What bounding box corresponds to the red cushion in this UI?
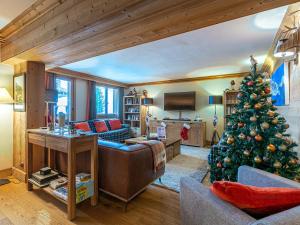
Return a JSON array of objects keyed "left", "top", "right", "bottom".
[
  {"left": 94, "top": 120, "right": 108, "bottom": 133},
  {"left": 211, "top": 181, "right": 300, "bottom": 217},
  {"left": 74, "top": 122, "right": 91, "bottom": 132},
  {"left": 108, "top": 119, "right": 122, "bottom": 130}
]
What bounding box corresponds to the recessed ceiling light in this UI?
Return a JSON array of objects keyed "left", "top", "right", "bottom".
[{"left": 254, "top": 6, "right": 288, "bottom": 30}]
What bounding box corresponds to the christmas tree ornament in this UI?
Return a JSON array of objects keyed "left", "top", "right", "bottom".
[
  {"left": 224, "top": 157, "right": 231, "bottom": 164},
  {"left": 273, "top": 161, "right": 282, "bottom": 169},
  {"left": 254, "top": 156, "right": 262, "bottom": 163},
  {"left": 238, "top": 122, "right": 244, "bottom": 128},
  {"left": 254, "top": 103, "right": 262, "bottom": 110},
  {"left": 261, "top": 91, "right": 266, "bottom": 96},
  {"left": 279, "top": 144, "right": 287, "bottom": 151},
  {"left": 227, "top": 137, "right": 234, "bottom": 144},
  {"left": 227, "top": 121, "right": 232, "bottom": 126},
  {"left": 289, "top": 158, "right": 298, "bottom": 165},
  {"left": 250, "top": 116, "right": 257, "bottom": 122},
  {"left": 247, "top": 81, "right": 254, "bottom": 86},
  {"left": 275, "top": 133, "right": 283, "bottom": 138},
  {"left": 243, "top": 150, "right": 250, "bottom": 156},
  {"left": 267, "top": 144, "right": 276, "bottom": 152},
  {"left": 284, "top": 137, "right": 292, "bottom": 145},
  {"left": 238, "top": 133, "right": 246, "bottom": 139},
  {"left": 250, "top": 130, "right": 257, "bottom": 136},
  {"left": 217, "top": 162, "right": 222, "bottom": 168},
  {"left": 257, "top": 77, "right": 263, "bottom": 83},
  {"left": 232, "top": 109, "right": 237, "bottom": 114},
  {"left": 285, "top": 124, "right": 290, "bottom": 129},
  {"left": 261, "top": 122, "right": 270, "bottom": 129},
  {"left": 237, "top": 93, "right": 243, "bottom": 98},
  {"left": 244, "top": 103, "right": 250, "bottom": 109},
  {"left": 250, "top": 93, "right": 257, "bottom": 100},
  {"left": 255, "top": 134, "right": 263, "bottom": 141},
  {"left": 265, "top": 87, "right": 271, "bottom": 94},
  {"left": 272, "top": 118, "right": 278, "bottom": 125},
  {"left": 267, "top": 110, "right": 275, "bottom": 117}
]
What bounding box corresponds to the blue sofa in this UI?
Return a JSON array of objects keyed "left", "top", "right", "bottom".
[{"left": 71, "top": 119, "right": 131, "bottom": 143}]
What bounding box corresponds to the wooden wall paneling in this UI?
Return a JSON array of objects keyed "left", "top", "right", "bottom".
[
  {"left": 13, "top": 62, "right": 46, "bottom": 172},
  {"left": 1, "top": 0, "right": 297, "bottom": 67}
]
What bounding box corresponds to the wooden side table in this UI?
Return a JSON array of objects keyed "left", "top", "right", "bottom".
[{"left": 25, "top": 129, "right": 98, "bottom": 220}]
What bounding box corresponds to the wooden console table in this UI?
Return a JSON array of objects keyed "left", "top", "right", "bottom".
[{"left": 25, "top": 129, "right": 98, "bottom": 220}]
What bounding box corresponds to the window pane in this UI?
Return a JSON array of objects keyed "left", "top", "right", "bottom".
[
  {"left": 96, "top": 86, "right": 106, "bottom": 114},
  {"left": 107, "top": 88, "right": 114, "bottom": 114},
  {"left": 56, "top": 78, "right": 72, "bottom": 121}
]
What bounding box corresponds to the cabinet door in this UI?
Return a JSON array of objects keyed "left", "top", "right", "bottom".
[{"left": 166, "top": 122, "right": 182, "bottom": 140}]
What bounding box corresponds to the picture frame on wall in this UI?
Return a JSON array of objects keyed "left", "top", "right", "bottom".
[
  {"left": 271, "top": 63, "right": 290, "bottom": 106},
  {"left": 13, "top": 73, "right": 26, "bottom": 112}
]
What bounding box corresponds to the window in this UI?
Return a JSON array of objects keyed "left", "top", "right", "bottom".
[
  {"left": 96, "top": 86, "right": 119, "bottom": 115},
  {"left": 55, "top": 77, "right": 72, "bottom": 122}
]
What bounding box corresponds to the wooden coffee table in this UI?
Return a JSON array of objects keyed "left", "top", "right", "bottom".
[{"left": 125, "top": 136, "right": 181, "bottom": 162}]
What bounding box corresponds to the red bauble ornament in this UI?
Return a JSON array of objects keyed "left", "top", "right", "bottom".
[
  {"left": 217, "top": 162, "right": 222, "bottom": 168},
  {"left": 247, "top": 81, "right": 254, "bottom": 86},
  {"left": 255, "top": 134, "right": 263, "bottom": 141},
  {"left": 265, "top": 87, "right": 271, "bottom": 94},
  {"left": 238, "top": 122, "right": 244, "bottom": 128}
]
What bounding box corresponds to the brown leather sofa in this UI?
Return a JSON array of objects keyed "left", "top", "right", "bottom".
[
  {"left": 55, "top": 139, "right": 165, "bottom": 204},
  {"left": 98, "top": 140, "right": 165, "bottom": 203}
]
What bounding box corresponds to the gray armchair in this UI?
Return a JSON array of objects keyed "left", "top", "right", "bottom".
[{"left": 180, "top": 165, "right": 300, "bottom": 225}]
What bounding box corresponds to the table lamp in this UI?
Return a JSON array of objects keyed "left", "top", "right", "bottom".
[{"left": 209, "top": 95, "right": 223, "bottom": 145}]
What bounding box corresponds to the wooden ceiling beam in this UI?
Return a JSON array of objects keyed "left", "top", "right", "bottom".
[
  {"left": 47, "top": 67, "right": 128, "bottom": 88},
  {"left": 127, "top": 72, "right": 248, "bottom": 87},
  {"left": 1, "top": 0, "right": 297, "bottom": 67}
]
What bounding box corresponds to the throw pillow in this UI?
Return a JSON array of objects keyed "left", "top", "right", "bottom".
[
  {"left": 211, "top": 181, "right": 300, "bottom": 218},
  {"left": 94, "top": 120, "right": 108, "bottom": 133},
  {"left": 108, "top": 119, "right": 122, "bottom": 130},
  {"left": 74, "top": 122, "right": 91, "bottom": 132}
]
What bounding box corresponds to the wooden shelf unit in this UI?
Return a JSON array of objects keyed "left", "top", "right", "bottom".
[
  {"left": 123, "top": 95, "right": 146, "bottom": 137},
  {"left": 223, "top": 90, "right": 239, "bottom": 127}
]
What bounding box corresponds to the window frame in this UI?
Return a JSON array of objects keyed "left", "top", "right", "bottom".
[{"left": 95, "top": 85, "right": 119, "bottom": 116}]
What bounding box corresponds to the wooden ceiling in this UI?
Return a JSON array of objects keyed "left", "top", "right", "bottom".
[{"left": 0, "top": 0, "right": 297, "bottom": 68}]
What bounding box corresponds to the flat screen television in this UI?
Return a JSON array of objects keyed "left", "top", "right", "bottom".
[{"left": 164, "top": 91, "right": 196, "bottom": 111}]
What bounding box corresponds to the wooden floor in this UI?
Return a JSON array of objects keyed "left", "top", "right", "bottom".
[{"left": 0, "top": 182, "right": 181, "bottom": 225}]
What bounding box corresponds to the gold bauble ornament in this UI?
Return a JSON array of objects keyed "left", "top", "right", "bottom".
[
  {"left": 284, "top": 124, "right": 290, "bottom": 129},
  {"left": 267, "top": 144, "right": 276, "bottom": 152},
  {"left": 244, "top": 103, "right": 250, "bottom": 109},
  {"left": 238, "top": 133, "right": 246, "bottom": 140},
  {"left": 289, "top": 158, "right": 298, "bottom": 165},
  {"left": 224, "top": 157, "right": 231, "bottom": 164},
  {"left": 273, "top": 161, "right": 282, "bottom": 169},
  {"left": 254, "top": 103, "right": 262, "bottom": 110},
  {"left": 261, "top": 122, "right": 270, "bottom": 129},
  {"left": 257, "top": 77, "right": 263, "bottom": 83},
  {"left": 255, "top": 134, "right": 263, "bottom": 142},
  {"left": 250, "top": 130, "right": 257, "bottom": 137},
  {"left": 243, "top": 150, "right": 250, "bottom": 157},
  {"left": 250, "top": 116, "right": 257, "bottom": 122},
  {"left": 272, "top": 118, "right": 278, "bottom": 125},
  {"left": 254, "top": 156, "right": 262, "bottom": 163},
  {"left": 275, "top": 133, "right": 283, "bottom": 139},
  {"left": 227, "top": 137, "right": 234, "bottom": 144},
  {"left": 261, "top": 91, "right": 266, "bottom": 96},
  {"left": 279, "top": 144, "right": 287, "bottom": 151},
  {"left": 267, "top": 110, "right": 275, "bottom": 117}
]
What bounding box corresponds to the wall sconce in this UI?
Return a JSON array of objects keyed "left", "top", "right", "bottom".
[{"left": 273, "top": 38, "right": 296, "bottom": 58}]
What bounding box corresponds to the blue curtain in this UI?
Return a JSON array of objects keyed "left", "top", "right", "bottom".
[
  {"left": 88, "top": 81, "right": 97, "bottom": 120},
  {"left": 119, "top": 87, "right": 124, "bottom": 121}
]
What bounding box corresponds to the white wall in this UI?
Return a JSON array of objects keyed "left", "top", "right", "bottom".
[
  {"left": 0, "top": 64, "right": 13, "bottom": 170},
  {"left": 75, "top": 79, "right": 88, "bottom": 121},
  {"left": 128, "top": 77, "right": 242, "bottom": 141}
]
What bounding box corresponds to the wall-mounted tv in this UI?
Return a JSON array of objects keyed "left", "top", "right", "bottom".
[{"left": 164, "top": 91, "right": 196, "bottom": 111}]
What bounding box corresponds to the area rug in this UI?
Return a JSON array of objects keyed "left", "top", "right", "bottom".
[{"left": 153, "top": 152, "right": 209, "bottom": 192}]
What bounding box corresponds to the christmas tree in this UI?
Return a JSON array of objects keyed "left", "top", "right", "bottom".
[{"left": 209, "top": 56, "right": 300, "bottom": 182}]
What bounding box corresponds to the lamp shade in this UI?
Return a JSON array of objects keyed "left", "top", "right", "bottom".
[
  {"left": 45, "top": 89, "right": 58, "bottom": 103},
  {"left": 208, "top": 95, "right": 223, "bottom": 105},
  {"left": 0, "top": 88, "right": 13, "bottom": 104},
  {"left": 142, "top": 97, "right": 154, "bottom": 105}
]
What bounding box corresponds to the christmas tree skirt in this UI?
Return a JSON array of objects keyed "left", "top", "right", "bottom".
[{"left": 153, "top": 151, "right": 209, "bottom": 192}]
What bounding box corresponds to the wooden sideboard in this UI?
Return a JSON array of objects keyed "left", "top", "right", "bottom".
[{"left": 150, "top": 120, "right": 206, "bottom": 147}]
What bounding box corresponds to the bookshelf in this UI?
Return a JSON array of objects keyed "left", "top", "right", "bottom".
[
  {"left": 123, "top": 95, "right": 146, "bottom": 137},
  {"left": 224, "top": 90, "right": 239, "bottom": 127}
]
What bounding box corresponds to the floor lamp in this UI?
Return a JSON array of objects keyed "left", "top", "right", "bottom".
[
  {"left": 209, "top": 95, "right": 223, "bottom": 146},
  {"left": 142, "top": 97, "right": 154, "bottom": 139},
  {"left": 0, "top": 88, "right": 14, "bottom": 186}
]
